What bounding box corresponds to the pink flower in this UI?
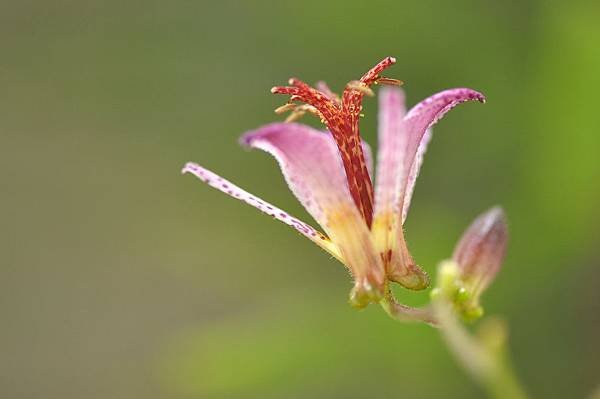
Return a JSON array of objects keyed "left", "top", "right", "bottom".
[{"left": 183, "top": 58, "right": 485, "bottom": 308}]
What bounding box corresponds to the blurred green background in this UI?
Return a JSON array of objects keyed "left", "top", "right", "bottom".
[{"left": 2, "top": 0, "right": 599, "bottom": 398}]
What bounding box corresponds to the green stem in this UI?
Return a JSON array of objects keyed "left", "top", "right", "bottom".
[
  {"left": 380, "top": 284, "right": 438, "bottom": 327},
  {"left": 434, "top": 301, "right": 529, "bottom": 399}
]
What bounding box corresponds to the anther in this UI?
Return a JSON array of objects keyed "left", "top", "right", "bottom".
[
  {"left": 377, "top": 77, "right": 404, "bottom": 86},
  {"left": 285, "top": 110, "right": 305, "bottom": 123},
  {"left": 274, "top": 103, "right": 296, "bottom": 114},
  {"left": 283, "top": 104, "right": 321, "bottom": 123},
  {"left": 346, "top": 80, "right": 375, "bottom": 97}
]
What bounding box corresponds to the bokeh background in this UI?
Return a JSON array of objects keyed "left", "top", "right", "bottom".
[{"left": 2, "top": 0, "right": 599, "bottom": 398}]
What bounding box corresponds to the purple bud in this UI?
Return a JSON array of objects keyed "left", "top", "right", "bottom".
[{"left": 453, "top": 207, "right": 508, "bottom": 297}]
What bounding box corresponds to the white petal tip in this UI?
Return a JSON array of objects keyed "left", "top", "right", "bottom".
[
  {"left": 181, "top": 162, "right": 197, "bottom": 175},
  {"left": 484, "top": 206, "right": 507, "bottom": 223}
]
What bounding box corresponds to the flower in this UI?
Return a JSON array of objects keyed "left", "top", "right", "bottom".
[{"left": 182, "top": 57, "right": 485, "bottom": 308}]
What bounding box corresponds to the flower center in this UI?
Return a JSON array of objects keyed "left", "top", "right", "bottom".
[{"left": 271, "top": 57, "right": 401, "bottom": 227}]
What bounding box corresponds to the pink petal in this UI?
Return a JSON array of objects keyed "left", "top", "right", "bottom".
[
  {"left": 240, "top": 123, "right": 358, "bottom": 235},
  {"left": 401, "top": 128, "right": 432, "bottom": 224},
  {"left": 328, "top": 204, "right": 387, "bottom": 308},
  {"left": 405, "top": 88, "right": 486, "bottom": 128},
  {"left": 373, "top": 87, "right": 407, "bottom": 221},
  {"left": 401, "top": 88, "right": 486, "bottom": 221},
  {"left": 371, "top": 88, "right": 483, "bottom": 290},
  {"left": 362, "top": 140, "right": 374, "bottom": 180},
  {"left": 241, "top": 123, "right": 385, "bottom": 303},
  {"left": 371, "top": 87, "right": 429, "bottom": 290},
  {"left": 181, "top": 162, "right": 342, "bottom": 260}
]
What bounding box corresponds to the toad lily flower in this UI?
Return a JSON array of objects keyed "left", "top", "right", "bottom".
[{"left": 182, "top": 57, "right": 485, "bottom": 308}]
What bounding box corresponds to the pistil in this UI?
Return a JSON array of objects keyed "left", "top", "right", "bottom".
[{"left": 271, "top": 57, "right": 401, "bottom": 227}]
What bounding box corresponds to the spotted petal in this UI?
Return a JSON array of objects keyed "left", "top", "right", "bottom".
[
  {"left": 240, "top": 123, "right": 361, "bottom": 236},
  {"left": 241, "top": 122, "right": 385, "bottom": 305},
  {"left": 182, "top": 162, "right": 342, "bottom": 260},
  {"left": 401, "top": 88, "right": 486, "bottom": 221},
  {"left": 372, "top": 87, "right": 428, "bottom": 289},
  {"left": 373, "top": 87, "right": 407, "bottom": 224},
  {"left": 371, "top": 87, "right": 485, "bottom": 290},
  {"left": 401, "top": 128, "right": 432, "bottom": 224},
  {"left": 362, "top": 140, "right": 374, "bottom": 180}
]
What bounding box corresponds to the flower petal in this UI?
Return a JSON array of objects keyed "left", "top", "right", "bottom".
[
  {"left": 401, "top": 88, "right": 486, "bottom": 221},
  {"left": 327, "top": 204, "right": 387, "bottom": 308},
  {"left": 373, "top": 87, "right": 407, "bottom": 221},
  {"left": 373, "top": 88, "right": 484, "bottom": 290},
  {"left": 371, "top": 87, "right": 429, "bottom": 290},
  {"left": 362, "top": 140, "right": 374, "bottom": 180},
  {"left": 241, "top": 123, "right": 385, "bottom": 303},
  {"left": 182, "top": 162, "right": 342, "bottom": 260},
  {"left": 240, "top": 122, "right": 358, "bottom": 235},
  {"left": 401, "top": 128, "right": 432, "bottom": 224}
]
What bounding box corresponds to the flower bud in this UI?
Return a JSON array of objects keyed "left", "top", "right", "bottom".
[{"left": 453, "top": 207, "right": 508, "bottom": 299}]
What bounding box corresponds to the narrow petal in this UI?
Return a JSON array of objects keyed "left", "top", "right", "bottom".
[
  {"left": 373, "top": 87, "right": 407, "bottom": 221},
  {"left": 182, "top": 162, "right": 342, "bottom": 261},
  {"left": 401, "top": 88, "right": 486, "bottom": 221},
  {"left": 372, "top": 87, "right": 429, "bottom": 290},
  {"left": 401, "top": 128, "right": 432, "bottom": 224},
  {"left": 241, "top": 123, "right": 385, "bottom": 303},
  {"left": 373, "top": 88, "right": 484, "bottom": 289},
  {"left": 362, "top": 140, "right": 374, "bottom": 180}
]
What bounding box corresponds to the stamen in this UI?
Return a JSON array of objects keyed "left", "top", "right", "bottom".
[
  {"left": 346, "top": 80, "right": 375, "bottom": 97},
  {"left": 284, "top": 109, "right": 306, "bottom": 123},
  {"left": 274, "top": 103, "right": 297, "bottom": 114},
  {"left": 283, "top": 104, "right": 322, "bottom": 123},
  {"left": 377, "top": 77, "right": 404, "bottom": 86}
]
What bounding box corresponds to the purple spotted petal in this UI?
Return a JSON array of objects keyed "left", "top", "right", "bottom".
[
  {"left": 373, "top": 87, "right": 407, "bottom": 221},
  {"left": 182, "top": 162, "right": 342, "bottom": 260},
  {"left": 240, "top": 123, "right": 358, "bottom": 235},
  {"left": 401, "top": 88, "right": 486, "bottom": 222},
  {"left": 370, "top": 87, "right": 484, "bottom": 290},
  {"left": 241, "top": 123, "right": 385, "bottom": 299},
  {"left": 362, "top": 140, "right": 374, "bottom": 180},
  {"left": 370, "top": 87, "right": 429, "bottom": 290},
  {"left": 401, "top": 128, "right": 432, "bottom": 224}
]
